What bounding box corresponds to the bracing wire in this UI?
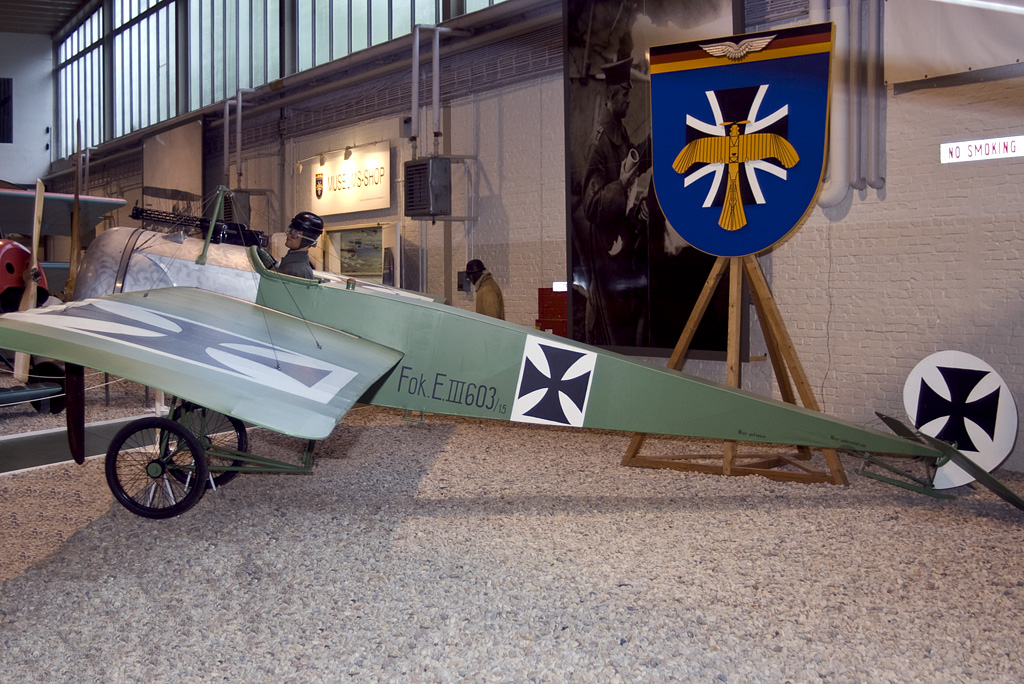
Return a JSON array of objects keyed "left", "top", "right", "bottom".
[
  {"left": 125, "top": 186, "right": 326, "bottom": 367},
  {"left": 215, "top": 188, "right": 326, "bottom": 363},
  {"left": 0, "top": 368, "right": 135, "bottom": 409}
]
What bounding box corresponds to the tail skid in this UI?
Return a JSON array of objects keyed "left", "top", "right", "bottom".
[{"left": 871, "top": 412, "right": 1024, "bottom": 510}]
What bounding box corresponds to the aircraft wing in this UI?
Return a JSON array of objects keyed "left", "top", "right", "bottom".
[
  {"left": 0, "top": 188, "right": 126, "bottom": 237},
  {"left": 0, "top": 287, "right": 403, "bottom": 440}
]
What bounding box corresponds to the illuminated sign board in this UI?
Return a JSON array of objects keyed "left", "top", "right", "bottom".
[
  {"left": 312, "top": 141, "right": 390, "bottom": 214},
  {"left": 940, "top": 135, "right": 1023, "bottom": 164}
]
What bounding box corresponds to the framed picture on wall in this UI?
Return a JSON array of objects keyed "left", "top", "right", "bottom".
[{"left": 323, "top": 224, "right": 398, "bottom": 286}]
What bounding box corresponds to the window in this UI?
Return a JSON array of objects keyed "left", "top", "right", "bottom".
[
  {"left": 55, "top": 0, "right": 510, "bottom": 158},
  {"left": 296, "top": 0, "right": 417, "bottom": 68},
  {"left": 113, "top": 3, "right": 177, "bottom": 137},
  {"left": 57, "top": 8, "right": 103, "bottom": 156}
]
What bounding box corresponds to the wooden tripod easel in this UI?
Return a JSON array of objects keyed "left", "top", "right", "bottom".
[{"left": 622, "top": 255, "right": 848, "bottom": 485}]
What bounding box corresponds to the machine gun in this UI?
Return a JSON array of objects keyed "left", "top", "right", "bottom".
[{"left": 130, "top": 204, "right": 268, "bottom": 248}]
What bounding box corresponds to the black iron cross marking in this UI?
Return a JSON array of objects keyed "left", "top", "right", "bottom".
[
  {"left": 517, "top": 344, "right": 592, "bottom": 425},
  {"left": 916, "top": 366, "right": 1000, "bottom": 452}
]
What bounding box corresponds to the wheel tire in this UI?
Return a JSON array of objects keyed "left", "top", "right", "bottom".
[
  {"left": 105, "top": 417, "right": 209, "bottom": 519},
  {"left": 171, "top": 403, "right": 247, "bottom": 489}
]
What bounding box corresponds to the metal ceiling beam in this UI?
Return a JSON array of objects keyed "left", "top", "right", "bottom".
[{"left": 0, "top": 0, "right": 91, "bottom": 37}]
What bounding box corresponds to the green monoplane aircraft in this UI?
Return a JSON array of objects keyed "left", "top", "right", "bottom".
[{"left": 0, "top": 191, "right": 1020, "bottom": 517}]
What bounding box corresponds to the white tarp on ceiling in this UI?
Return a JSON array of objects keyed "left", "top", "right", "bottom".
[{"left": 885, "top": 0, "right": 1024, "bottom": 84}]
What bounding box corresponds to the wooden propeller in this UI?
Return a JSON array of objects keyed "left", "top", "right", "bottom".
[{"left": 12, "top": 179, "right": 44, "bottom": 383}]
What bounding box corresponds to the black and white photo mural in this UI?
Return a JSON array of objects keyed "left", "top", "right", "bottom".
[{"left": 564, "top": 0, "right": 734, "bottom": 353}]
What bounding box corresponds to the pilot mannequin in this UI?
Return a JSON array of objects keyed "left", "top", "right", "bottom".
[{"left": 276, "top": 212, "right": 323, "bottom": 280}]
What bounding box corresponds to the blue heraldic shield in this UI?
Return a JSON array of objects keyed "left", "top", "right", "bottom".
[{"left": 650, "top": 24, "right": 832, "bottom": 257}]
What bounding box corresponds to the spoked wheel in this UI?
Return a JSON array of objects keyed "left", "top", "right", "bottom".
[
  {"left": 105, "top": 416, "right": 209, "bottom": 519},
  {"left": 171, "top": 402, "right": 247, "bottom": 489},
  {"left": 173, "top": 403, "right": 248, "bottom": 489}
]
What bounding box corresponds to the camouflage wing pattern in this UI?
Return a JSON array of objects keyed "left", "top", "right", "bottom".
[{"left": 0, "top": 287, "right": 403, "bottom": 440}]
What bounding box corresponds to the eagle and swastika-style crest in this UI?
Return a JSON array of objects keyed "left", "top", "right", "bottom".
[
  {"left": 903, "top": 350, "right": 1018, "bottom": 490},
  {"left": 650, "top": 23, "right": 833, "bottom": 257},
  {"left": 511, "top": 335, "right": 596, "bottom": 427}
]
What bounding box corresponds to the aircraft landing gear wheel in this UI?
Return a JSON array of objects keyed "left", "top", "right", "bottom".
[
  {"left": 172, "top": 402, "right": 247, "bottom": 489},
  {"left": 105, "top": 416, "right": 209, "bottom": 519}
]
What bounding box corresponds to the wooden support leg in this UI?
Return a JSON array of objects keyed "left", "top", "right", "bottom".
[
  {"left": 723, "top": 257, "right": 744, "bottom": 474},
  {"left": 744, "top": 257, "right": 813, "bottom": 460},
  {"left": 742, "top": 256, "right": 848, "bottom": 485},
  {"left": 13, "top": 180, "right": 45, "bottom": 383},
  {"left": 623, "top": 257, "right": 727, "bottom": 466},
  {"left": 622, "top": 432, "right": 648, "bottom": 466},
  {"left": 622, "top": 254, "right": 847, "bottom": 487}
]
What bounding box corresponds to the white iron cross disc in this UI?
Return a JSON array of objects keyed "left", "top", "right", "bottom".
[{"left": 903, "top": 350, "right": 1017, "bottom": 489}]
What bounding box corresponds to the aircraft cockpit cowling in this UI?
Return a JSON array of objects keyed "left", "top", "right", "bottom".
[
  {"left": 74, "top": 227, "right": 263, "bottom": 303},
  {"left": 0, "top": 239, "right": 50, "bottom": 313}
]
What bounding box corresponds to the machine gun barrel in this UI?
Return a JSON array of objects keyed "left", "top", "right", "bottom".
[
  {"left": 130, "top": 205, "right": 209, "bottom": 230},
  {"left": 129, "top": 201, "right": 268, "bottom": 249}
]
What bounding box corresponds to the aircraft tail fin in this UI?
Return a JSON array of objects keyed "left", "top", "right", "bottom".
[
  {"left": 876, "top": 412, "right": 1024, "bottom": 511},
  {"left": 874, "top": 412, "right": 926, "bottom": 443},
  {"left": 916, "top": 431, "right": 1024, "bottom": 511}
]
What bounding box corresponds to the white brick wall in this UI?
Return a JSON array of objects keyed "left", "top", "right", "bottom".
[
  {"left": 776, "top": 75, "right": 1024, "bottom": 471},
  {"left": 444, "top": 76, "right": 568, "bottom": 325}
]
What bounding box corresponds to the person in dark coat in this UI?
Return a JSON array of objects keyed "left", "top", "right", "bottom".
[{"left": 466, "top": 259, "right": 505, "bottom": 320}]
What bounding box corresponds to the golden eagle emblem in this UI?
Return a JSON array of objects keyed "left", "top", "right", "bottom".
[{"left": 673, "top": 121, "right": 799, "bottom": 232}]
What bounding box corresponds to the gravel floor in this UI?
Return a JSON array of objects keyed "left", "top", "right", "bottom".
[
  {"left": 2, "top": 398, "right": 1024, "bottom": 683},
  {"left": 1, "top": 370, "right": 156, "bottom": 583}
]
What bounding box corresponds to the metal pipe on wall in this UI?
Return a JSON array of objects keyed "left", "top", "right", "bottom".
[
  {"left": 408, "top": 25, "right": 469, "bottom": 160},
  {"left": 814, "top": 0, "right": 886, "bottom": 208},
  {"left": 223, "top": 98, "right": 235, "bottom": 187},
  {"left": 810, "top": 0, "right": 826, "bottom": 24},
  {"left": 866, "top": 0, "right": 884, "bottom": 189},
  {"left": 817, "top": 0, "right": 851, "bottom": 208},
  {"left": 411, "top": 26, "right": 420, "bottom": 160},
  {"left": 849, "top": 0, "right": 866, "bottom": 190},
  {"left": 236, "top": 89, "right": 254, "bottom": 189},
  {"left": 433, "top": 27, "right": 441, "bottom": 156}
]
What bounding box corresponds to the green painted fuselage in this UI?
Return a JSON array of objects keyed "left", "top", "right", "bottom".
[{"left": 253, "top": 265, "right": 937, "bottom": 458}]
